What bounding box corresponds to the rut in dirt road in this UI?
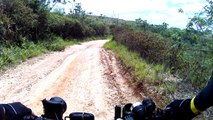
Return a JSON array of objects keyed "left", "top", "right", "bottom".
[{"left": 0, "top": 40, "right": 141, "bottom": 120}]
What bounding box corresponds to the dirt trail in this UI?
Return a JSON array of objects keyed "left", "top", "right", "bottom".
[{"left": 0, "top": 40, "right": 141, "bottom": 120}]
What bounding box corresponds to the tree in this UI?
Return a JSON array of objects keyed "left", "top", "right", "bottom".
[
  {"left": 74, "top": 3, "right": 85, "bottom": 16},
  {"left": 135, "top": 18, "right": 149, "bottom": 31},
  {"left": 0, "top": 0, "right": 39, "bottom": 44},
  {"left": 178, "top": 0, "right": 212, "bottom": 44},
  {"left": 35, "top": 0, "right": 69, "bottom": 10},
  {"left": 162, "top": 22, "right": 169, "bottom": 30},
  {"left": 188, "top": 0, "right": 213, "bottom": 32}
]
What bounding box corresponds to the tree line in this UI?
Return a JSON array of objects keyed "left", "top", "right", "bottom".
[
  {"left": 0, "top": 0, "right": 113, "bottom": 68},
  {"left": 0, "top": 0, "right": 110, "bottom": 46},
  {"left": 112, "top": 0, "right": 213, "bottom": 86}
]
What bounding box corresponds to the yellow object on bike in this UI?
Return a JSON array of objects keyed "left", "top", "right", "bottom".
[{"left": 190, "top": 97, "right": 200, "bottom": 114}]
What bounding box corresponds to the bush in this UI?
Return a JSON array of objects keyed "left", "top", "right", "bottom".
[
  {"left": 0, "top": 36, "right": 77, "bottom": 69},
  {"left": 112, "top": 26, "right": 173, "bottom": 64},
  {"left": 112, "top": 26, "right": 213, "bottom": 87},
  {"left": 42, "top": 36, "right": 76, "bottom": 51},
  {"left": 91, "top": 22, "right": 110, "bottom": 36}
]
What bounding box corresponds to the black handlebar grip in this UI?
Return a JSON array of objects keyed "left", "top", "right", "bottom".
[
  {"left": 114, "top": 105, "right": 122, "bottom": 120},
  {"left": 69, "top": 112, "right": 94, "bottom": 120}
]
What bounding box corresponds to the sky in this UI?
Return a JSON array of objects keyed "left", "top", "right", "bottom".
[{"left": 55, "top": 0, "right": 208, "bottom": 29}]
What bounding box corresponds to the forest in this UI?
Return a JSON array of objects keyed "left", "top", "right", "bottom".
[
  {"left": 0, "top": 0, "right": 111, "bottom": 68},
  {"left": 0, "top": 0, "right": 213, "bottom": 87}
]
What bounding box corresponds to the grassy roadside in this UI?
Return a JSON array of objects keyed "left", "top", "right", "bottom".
[
  {"left": 0, "top": 36, "right": 108, "bottom": 70},
  {"left": 0, "top": 36, "right": 73, "bottom": 69},
  {"left": 104, "top": 40, "right": 166, "bottom": 84},
  {"left": 104, "top": 40, "right": 177, "bottom": 105}
]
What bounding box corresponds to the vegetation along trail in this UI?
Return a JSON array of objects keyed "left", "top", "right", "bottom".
[{"left": 0, "top": 40, "right": 141, "bottom": 120}]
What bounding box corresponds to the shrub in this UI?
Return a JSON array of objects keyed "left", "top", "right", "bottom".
[
  {"left": 112, "top": 26, "right": 213, "bottom": 87},
  {"left": 112, "top": 26, "right": 173, "bottom": 64}
]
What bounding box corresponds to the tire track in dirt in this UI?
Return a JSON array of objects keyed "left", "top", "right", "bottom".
[
  {"left": 100, "top": 49, "right": 142, "bottom": 104},
  {"left": 0, "top": 40, "right": 141, "bottom": 120}
]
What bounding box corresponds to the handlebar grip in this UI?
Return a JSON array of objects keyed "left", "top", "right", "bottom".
[
  {"left": 68, "top": 112, "right": 94, "bottom": 120},
  {"left": 115, "top": 105, "right": 122, "bottom": 120}
]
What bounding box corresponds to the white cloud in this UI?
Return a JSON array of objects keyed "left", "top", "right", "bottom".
[{"left": 60, "top": 0, "right": 208, "bottom": 28}]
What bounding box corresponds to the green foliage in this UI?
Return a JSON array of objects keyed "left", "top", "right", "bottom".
[
  {"left": 0, "top": 40, "right": 46, "bottom": 68},
  {"left": 112, "top": 26, "right": 173, "bottom": 64},
  {"left": 135, "top": 18, "right": 149, "bottom": 31},
  {"left": 0, "top": 0, "right": 110, "bottom": 45},
  {"left": 91, "top": 22, "right": 110, "bottom": 36},
  {"left": 104, "top": 40, "right": 165, "bottom": 84},
  {"left": 0, "top": 0, "right": 37, "bottom": 43},
  {"left": 187, "top": 0, "right": 213, "bottom": 32},
  {"left": 0, "top": 0, "right": 112, "bottom": 69},
  {"left": 161, "top": 82, "right": 177, "bottom": 93},
  {"left": 0, "top": 36, "right": 77, "bottom": 69},
  {"left": 111, "top": 26, "right": 213, "bottom": 87},
  {"left": 43, "top": 36, "right": 76, "bottom": 51},
  {"left": 113, "top": 2, "right": 213, "bottom": 87},
  {"left": 47, "top": 12, "right": 110, "bottom": 39},
  {"left": 175, "top": 48, "right": 213, "bottom": 86}
]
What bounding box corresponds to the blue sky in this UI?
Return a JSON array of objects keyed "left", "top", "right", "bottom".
[{"left": 55, "top": 0, "right": 208, "bottom": 29}]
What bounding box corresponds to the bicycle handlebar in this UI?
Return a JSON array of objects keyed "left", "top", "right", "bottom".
[
  {"left": 114, "top": 98, "right": 171, "bottom": 120},
  {"left": 27, "top": 97, "right": 169, "bottom": 120},
  {"left": 10, "top": 71, "right": 213, "bottom": 120}
]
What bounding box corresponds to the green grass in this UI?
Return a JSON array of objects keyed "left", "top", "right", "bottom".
[
  {"left": 42, "top": 36, "right": 77, "bottom": 51},
  {"left": 104, "top": 40, "right": 166, "bottom": 85},
  {"left": 0, "top": 36, "right": 76, "bottom": 69},
  {"left": 160, "top": 82, "right": 177, "bottom": 93},
  {"left": 0, "top": 36, "right": 110, "bottom": 69}
]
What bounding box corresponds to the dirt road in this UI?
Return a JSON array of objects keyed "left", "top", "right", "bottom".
[{"left": 0, "top": 40, "right": 141, "bottom": 120}]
